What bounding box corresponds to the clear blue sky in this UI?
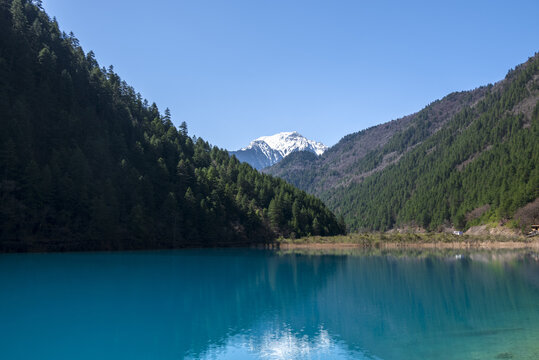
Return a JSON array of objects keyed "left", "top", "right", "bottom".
[{"left": 42, "top": 0, "right": 538, "bottom": 150}]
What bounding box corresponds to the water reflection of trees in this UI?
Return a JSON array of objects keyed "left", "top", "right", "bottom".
[
  {"left": 311, "top": 250, "right": 539, "bottom": 359},
  {"left": 175, "top": 249, "right": 539, "bottom": 359}
]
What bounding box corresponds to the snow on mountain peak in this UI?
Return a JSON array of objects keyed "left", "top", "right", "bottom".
[
  {"left": 231, "top": 131, "right": 328, "bottom": 170},
  {"left": 244, "top": 131, "right": 327, "bottom": 157}
]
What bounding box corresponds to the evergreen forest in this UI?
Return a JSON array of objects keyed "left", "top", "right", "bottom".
[{"left": 0, "top": 0, "right": 345, "bottom": 250}]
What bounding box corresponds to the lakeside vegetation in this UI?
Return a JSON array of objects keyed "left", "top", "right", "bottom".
[{"left": 277, "top": 231, "right": 538, "bottom": 248}]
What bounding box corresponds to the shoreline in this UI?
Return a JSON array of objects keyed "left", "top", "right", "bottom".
[
  {"left": 277, "top": 233, "right": 539, "bottom": 250},
  {"left": 278, "top": 240, "right": 539, "bottom": 250},
  {"left": 2, "top": 233, "right": 538, "bottom": 253}
]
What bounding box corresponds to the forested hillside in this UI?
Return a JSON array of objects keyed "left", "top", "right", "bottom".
[
  {"left": 266, "top": 54, "right": 539, "bottom": 232},
  {"left": 266, "top": 87, "right": 489, "bottom": 194},
  {"left": 0, "top": 0, "right": 344, "bottom": 251}
]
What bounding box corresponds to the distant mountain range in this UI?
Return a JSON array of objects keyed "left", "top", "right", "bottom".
[
  {"left": 230, "top": 132, "right": 327, "bottom": 169},
  {"left": 265, "top": 54, "right": 539, "bottom": 232}
]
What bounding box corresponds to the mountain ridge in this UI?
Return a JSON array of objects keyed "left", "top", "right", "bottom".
[
  {"left": 265, "top": 86, "right": 489, "bottom": 193},
  {"left": 265, "top": 54, "right": 539, "bottom": 231}
]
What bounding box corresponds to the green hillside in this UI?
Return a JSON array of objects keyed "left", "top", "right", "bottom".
[
  {"left": 0, "top": 0, "right": 344, "bottom": 251},
  {"left": 267, "top": 54, "right": 539, "bottom": 232}
]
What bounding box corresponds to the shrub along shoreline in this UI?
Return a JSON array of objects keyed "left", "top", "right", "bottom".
[{"left": 277, "top": 232, "right": 539, "bottom": 250}]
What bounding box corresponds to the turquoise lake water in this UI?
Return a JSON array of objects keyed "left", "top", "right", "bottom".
[{"left": 1, "top": 248, "right": 538, "bottom": 359}]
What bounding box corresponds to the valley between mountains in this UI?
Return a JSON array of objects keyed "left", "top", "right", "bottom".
[{"left": 0, "top": 0, "right": 537, "bottom": 250}]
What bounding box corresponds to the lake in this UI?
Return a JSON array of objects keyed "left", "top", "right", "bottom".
[{"left": 0, "top": 248, "right": 538, "bottom": 359}]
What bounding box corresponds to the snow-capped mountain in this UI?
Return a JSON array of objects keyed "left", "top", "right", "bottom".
[{"left": 230, "top": 131, "right": 328, "bottom": 170}]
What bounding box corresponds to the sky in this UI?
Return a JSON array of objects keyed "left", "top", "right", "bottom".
[{"left": 42, "top": 0, "right": 539, "bottom": 150}]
